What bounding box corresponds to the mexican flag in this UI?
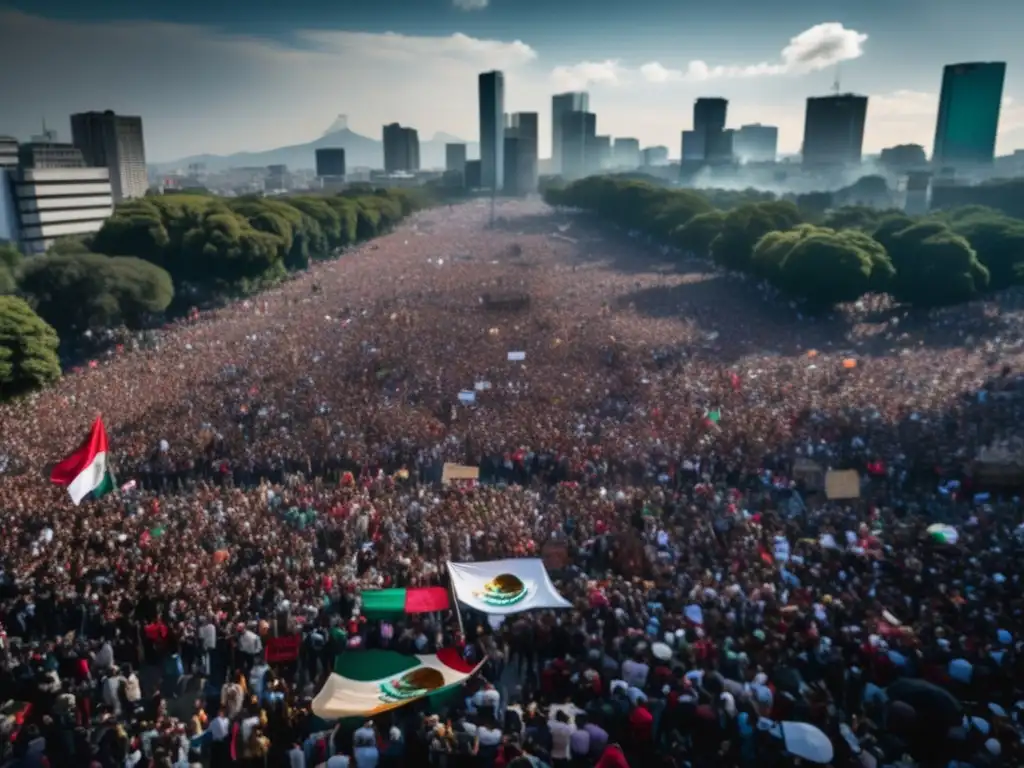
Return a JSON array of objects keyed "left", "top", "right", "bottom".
[
  {"left": 50, "top": 417, "right": 115, "bottom": 505},
  {"left": 312, "top": 648, "right": 483, "bottom": 719},
  {"left": 926, "top": 524, "right": 959, "bottom": 546},
  {"left": 360, "top": 587, "right": 450, "bottom": 619}
]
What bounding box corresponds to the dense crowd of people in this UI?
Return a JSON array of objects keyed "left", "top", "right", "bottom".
[{"left": 1, "top": 200, "right": 1024, "bottom": 767}]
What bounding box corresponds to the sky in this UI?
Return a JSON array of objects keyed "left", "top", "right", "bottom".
[{"left": 0, "top": 0, "right": 1022, "bottom": 163}]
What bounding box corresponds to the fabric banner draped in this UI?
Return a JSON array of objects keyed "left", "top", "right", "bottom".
[
  {"left": 312, "top": 648, "right": 482, "bottom": 719},
  {"left": 360, "top": 587, "right": 450, "bottom": 618},
  {"left": 446, "top": 558, "right": 572, "bottom": 615}
]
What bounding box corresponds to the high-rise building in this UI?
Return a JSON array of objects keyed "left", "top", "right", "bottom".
[
  {"left": 464, "top": 160, "right": 482, "bottom": 189},
  {"left": 479, "top": 71, "right": 505, "bottom": 190},
  {"left": 0, "top": 137, "right": 17, "bottom": 169},
  {"left": 561, "top": 111, "right": 597, "bottom": 181},
  {"left": 681, "top": 130, "right": 704, "bottom": 162},
  {"left": 733, "top": 124, "right": 778, "bottom": 163},
  {"left": 315, "top": 148, "right": 346, "bottom": 178},
  {"left": 591, "top": 136, "right": 612, "bottom": 172},
  {"left": 503, "top": 135, "right": 522, "bottom": 195},
  {"left": 612, "top": 138, "right": 641, "bottom": 169},
  {"left": 551, "top": 92, "right": 589, "bottom": 175},
  {"left": 932, "top": 62, "right": 1006, "bottom": 169},
  {"left": 10, "top": 167, "right": 114, "bottom": 254},
  {"left": 692, "top": 98, "right": 730, "bottom": 162},
  {"left": 801, "top": 94, "right": 868, "bottom": 167},
  {"left": 70, "top": 110, "right": 148, "bottom": 202},
  {"left": 445, "top": 143, "right": 467, "bottom": 173},
  {"left": 266, "top": 164, "right": 291, "bottom": 191},
  {"left": 509, "top": 112, "right": 539, "bottom": 193},
  {"left": 382, "top": 123, "right": 420, "bottom": 173},
  {"left": 642, "top": 146, "right": 669, "bottom": 166}
]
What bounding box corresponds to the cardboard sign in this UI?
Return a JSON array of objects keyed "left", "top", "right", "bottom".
[
  {"left": 266, "top": 634, "right": 301, "bottom": 664},
  {"left": 442, "top": 463, "right": 480, "bottom": 486},
  {"left": 825, "top": 469, "right": 860, "bottom": 500},
  {"left": 507, "top": 351, "right": 526, "bottom": 362}
]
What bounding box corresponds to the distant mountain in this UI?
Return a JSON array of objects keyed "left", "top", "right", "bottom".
[{"left": 153, "top": 128, "right": 480, "bottom": 173}]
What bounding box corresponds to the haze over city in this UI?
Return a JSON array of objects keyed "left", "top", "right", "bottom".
[{"left": 1, "top": 0, "right": 1022, "bottom": 162}]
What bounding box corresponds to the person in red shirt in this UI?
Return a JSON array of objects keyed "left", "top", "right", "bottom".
[
  {"left": 596, "top": 743, "right": 630, "bottom": 768},
  {"left": 627, "top": 699, "right": 653, "bottom": 763}
]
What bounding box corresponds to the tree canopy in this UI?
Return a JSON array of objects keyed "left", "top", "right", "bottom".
[
  {"left": 544, "top": 175, "right": 1023, "bottom": 312},
  {"left": 90, "top": 188, "right": 425, "bottom": 297},
  {"left": 0, "top": 295, "right": 61, "bottom": 398},
  {"left": 0, "top": 187, "right": 428, "bottom": 401}
]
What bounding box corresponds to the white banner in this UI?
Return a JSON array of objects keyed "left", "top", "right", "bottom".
[{"left": 447, "top": 558, "right": 572, "bottom": 615}]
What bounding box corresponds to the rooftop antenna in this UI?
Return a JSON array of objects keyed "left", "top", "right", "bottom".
[{"left": 832, "top": 65, "right": 842, "bottom": 95}]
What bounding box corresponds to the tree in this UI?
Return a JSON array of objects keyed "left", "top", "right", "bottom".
[
  {"left": 0, "top": 296, "right": 61, "bottom": 398},
  {"left": 710, "top": 201, "right": 803, "bottom": 271},
  {"left": 46, "top": 236, "right": 93, "bottom": 255},
  {"left": 776, "top": 231, "right": 879, "bottom": 308},
  {"left": 0, "top": 242, "right": 23, "bottom": 272},
  {"left": 885, "top": 221, "right": 989, "bottom": 306},
  {"left": 671, "top": 211, "right": 726, "bottom": 256},
  {"left": 946, "top": 214, "right": 1024, "bottom": 291},
  {"left": 18, "top": 252, "right": 174, "bottom": 333}
]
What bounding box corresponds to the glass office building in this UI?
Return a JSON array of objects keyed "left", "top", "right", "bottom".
[{"left": 932, "top": 62, "right": 1006, "bottom": 168}]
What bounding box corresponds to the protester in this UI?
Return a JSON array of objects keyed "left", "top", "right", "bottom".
[{"left": 1, "top": 200, "right": 1022, "bottom": 767}]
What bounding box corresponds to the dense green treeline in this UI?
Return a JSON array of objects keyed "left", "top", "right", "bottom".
[
  {"left": 544, "top": 176, "right": 1024, "bottom": 311},
  {"left": 0, "top": 188, "right": 428, "bottom": 398}
]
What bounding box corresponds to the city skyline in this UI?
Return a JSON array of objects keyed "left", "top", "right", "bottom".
[{"left": 1, "top": 4, "right": 1023, "bottom": 163}]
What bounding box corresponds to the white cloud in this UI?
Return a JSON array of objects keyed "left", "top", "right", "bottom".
[
  {"left": 550, "top": 60, "right": 624, "bottom": 90},
  {"left": 0, "top": 11, "right": 541, "bottom": 160},
  {"left": 452, "top": 0, "right": 490, "bottom": 10},
  {"left": 639, "top": 22, "right": 867, "bottom": 84}
]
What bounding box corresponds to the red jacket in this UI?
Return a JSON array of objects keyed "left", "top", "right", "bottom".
[{"left": 596, "top": 744, "right": 630, "bottom": 768}]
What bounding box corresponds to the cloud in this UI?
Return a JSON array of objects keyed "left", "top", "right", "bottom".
[
  {"left": 639, "top": 22, "right": 867, "bottom": 83},
  {"left": 550, "top": 60, "right": 624, "bottom": 90},
  {"left": 0, "top": 11, "right": 541, "bottom": 160},
  {"left": 452, "top": 0, "right": 490, "bottom": 10}
]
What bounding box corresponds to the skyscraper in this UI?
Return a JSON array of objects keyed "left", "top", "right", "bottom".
[
  {"left": 693, "top": 98, "right": 730, "bottom": 162},
  {"left": 551, "top": 92, "right": 590, "bottom": 175},
  {"left": 801, "top": 94, "right": 868, "bottom": 167},
  {"left": 561, "top": 111, "right": 596, "bottom": 181},
  {"left": 612, "top": 138, "right": 641, "bottom": 169},
  {"left": 382, "top": 124, "right": 420, "bottom": 173},
  {"left": 70, "top": 110, "right": 148, "bottom": 202},
  {"left": 509, "top": 112, "right": 539, "bottom": 193},
  {"left": 315, "top": 148, "right": 346, "bottom": 178},
  {"left": 445, "top": 143, "right": 467, "bottom": 173},
  {"left": 479, "top": 71, "right": 505, "bottom": 190},
  {"left": 733, "top": 124, "right": 779, "bottom": 163},
  {"left": 932, "top": 62, "right": 1006, "bottom": 168}
]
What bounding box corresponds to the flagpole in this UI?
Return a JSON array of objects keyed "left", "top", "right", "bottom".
[{"left": 446, "top": 562, "right": 466, "bottom": 640}]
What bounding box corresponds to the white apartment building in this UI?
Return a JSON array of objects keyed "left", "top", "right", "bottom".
[{"left": 12, "top": 167, "right": 114, "bottom": 254}]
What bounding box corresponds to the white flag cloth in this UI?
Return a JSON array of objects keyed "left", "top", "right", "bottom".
[{"left": 447, "top": 558, "right": 572, "bottom": 615}]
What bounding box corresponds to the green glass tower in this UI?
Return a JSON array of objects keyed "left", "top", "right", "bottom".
[{"left": 932, "top": 62, "right": 1006, "bottom": 168}]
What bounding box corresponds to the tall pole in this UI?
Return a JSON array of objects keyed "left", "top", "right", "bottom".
[{"left": 490, "top": 184, "right": 496, "bottom": 227}]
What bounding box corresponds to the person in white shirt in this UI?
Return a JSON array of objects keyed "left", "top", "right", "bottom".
[
  {"left": 238, "top": 626, "right": 262, "bottom": 671},
  {"left": 621, "top": 654, "right": 650, "bottom": 689},
  {"left": 472, "top": 683, "right": 501, "bottom": 719},
  {"left": 288, "top": 743, "right": 307, "bottom": 768},
  {"left": 548, "top": 710, "right": 576, "bottom": 766},
  {"left": 249, "top": 661, "right": 269, "bottom": 700}
]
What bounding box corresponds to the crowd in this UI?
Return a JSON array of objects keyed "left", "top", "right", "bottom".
[{"left": 1, "top": 200, "right": 1024, "bottom": 767}]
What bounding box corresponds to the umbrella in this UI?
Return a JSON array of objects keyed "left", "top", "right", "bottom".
[
  {"left": 887, "top": 679, "right": 962, "bottom": 726},
  {"left": 651, "top": 642, "right": 672, "bottom": 661},
  {"left": 779, "top": 721, "right": 834, "bottom": 764},
  {"left": 926, "top": 524, "right": 959, "bottom": 545}
]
